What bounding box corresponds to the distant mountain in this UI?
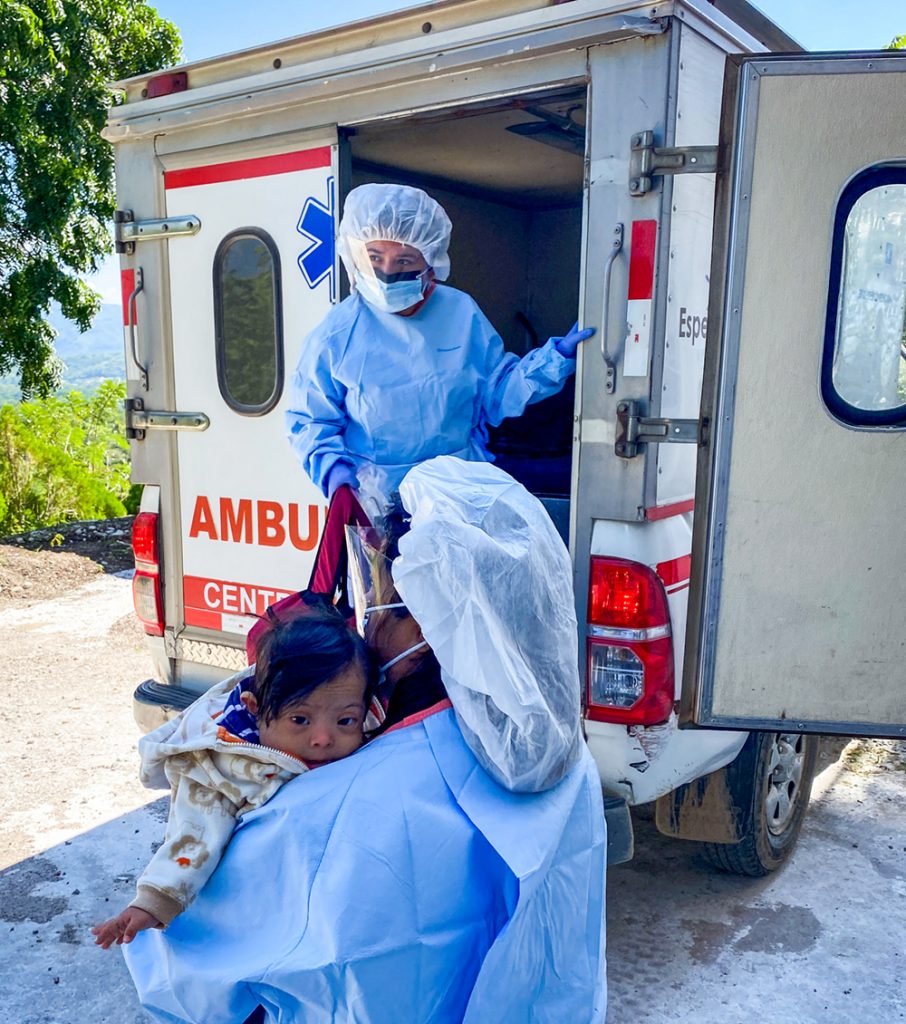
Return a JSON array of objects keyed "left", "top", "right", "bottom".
[
  {"left": 1, "top": 303, "right": 124, "bottom": 403},
  {"left": 51, "top": 303, "right": 123, "bottom": 359}
]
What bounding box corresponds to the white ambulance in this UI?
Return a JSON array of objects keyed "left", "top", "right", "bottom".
[{"left": 106, "top": 0, "right": 906, "bottom": 873}]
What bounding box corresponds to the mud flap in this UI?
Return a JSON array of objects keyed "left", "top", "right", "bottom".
[
  {"left": 653, "top": 763, "right": 745, "bottom": 844},
  {"left": 604, "top": 795, "right": 634, "bottom": 865}
]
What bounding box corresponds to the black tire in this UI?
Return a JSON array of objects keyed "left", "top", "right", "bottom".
[{"left": 700, "top": 731, "right": 818, "bottom": 877}]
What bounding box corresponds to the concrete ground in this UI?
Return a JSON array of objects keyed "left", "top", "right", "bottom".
[
  {"left": 606, "top": 741, "right": 906, "bottom": 1023},
  {"left": 0, "top": 572, "right": 903, "bottom": 1023}
]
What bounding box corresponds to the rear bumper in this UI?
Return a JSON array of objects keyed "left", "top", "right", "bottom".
[{"left": 133, "top": 679, "right": 200, "bottom": 732}]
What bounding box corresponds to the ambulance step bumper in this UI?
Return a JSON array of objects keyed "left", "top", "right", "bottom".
[
  {"left": 133, "top": 679, "right": 199, "bottom": 732},
  {"left": 604, "top": 795, "right": 633, "bottom": 866}
]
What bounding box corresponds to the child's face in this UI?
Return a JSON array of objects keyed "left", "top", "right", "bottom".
[{"left": 256, "top": 665, "right": 367, "bottom": 766}]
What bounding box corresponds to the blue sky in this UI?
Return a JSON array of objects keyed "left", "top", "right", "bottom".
[
  {"left": 89, "top": 0, "right": 904, "bottom": 302},
  {"left": 150, "top": 1, "right": 903, "bottom": 60}
]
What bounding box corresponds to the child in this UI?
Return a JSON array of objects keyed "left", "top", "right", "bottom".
[{"left": 92, "top": 605, "right": 378, "bottom": 949}]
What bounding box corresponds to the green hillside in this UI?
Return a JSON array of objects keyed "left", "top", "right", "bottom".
[{"left": 0, "top": 304, "right": 124, "bottom": 404}]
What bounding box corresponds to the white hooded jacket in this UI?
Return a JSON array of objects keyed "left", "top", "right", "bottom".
[{"left": 129, "top": 669, "right": 310, "bottom": 926}]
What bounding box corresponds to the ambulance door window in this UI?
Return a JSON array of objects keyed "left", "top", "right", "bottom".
[
  {"left": 823, "top": 168, "right": 906, "bottom": 426},
  {"left": 214, "top": 229, "right": 284, "bottom": 414}
]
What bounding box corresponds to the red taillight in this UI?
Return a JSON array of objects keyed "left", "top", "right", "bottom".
[
  {"left": 132, "top": 511, "right": 159, "bottom": 573},
  {"left": 586, "top": 557, "right": 674, "bottom": 726},
  {"left": 132, "top": 512, "right": 163, "bottom": 636},
  {"left": 588, "top": 556, "right": 670, "bottom": 628}
]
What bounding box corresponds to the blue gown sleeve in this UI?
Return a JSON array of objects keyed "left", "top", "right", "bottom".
[
  {"left": 479, "top": 320, "right": 576, "bottom": 428},
  {"left": 284, "top": 325, "right": 351, "bottom": 496}
]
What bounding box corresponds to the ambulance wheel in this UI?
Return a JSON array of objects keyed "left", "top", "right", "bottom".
[{"left": 700, "top": 731, "right": 817, "bottom": 877}]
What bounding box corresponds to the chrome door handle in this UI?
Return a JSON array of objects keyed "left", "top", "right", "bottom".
[{"left": 601, "top": 223, "right": 624, "bottom": 395}]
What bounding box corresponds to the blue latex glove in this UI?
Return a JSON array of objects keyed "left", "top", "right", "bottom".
[
  {"left": 326, "top": 462, "right": 360, "bottom": 498},
  {"left": 552, "top": 321, "right": 595, "bottom": 358}
]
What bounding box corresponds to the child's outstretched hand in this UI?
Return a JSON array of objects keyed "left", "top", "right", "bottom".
[{"left": 91, "top": 907, "right": 161, "bottom": 949}]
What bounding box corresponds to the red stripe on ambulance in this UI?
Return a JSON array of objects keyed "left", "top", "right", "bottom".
[
  {"left": 655, "top": 554, "right": 692, "bottom": 595},
  {"left": 624, "top": 220, "right": 657, "bottom": 377},
  {"left": 627, "top": 220, "right": 657, "bottom": 300},
  {"left": 164, "top": 147, "right": 333, "bottom": 190},
  {"left": 121, "top": 269, "right": 136, "bottom": 326},
  {"left": 188, "top": 496, "right": 326, "bottom": 551},
  {"left": 645, "top": 499, "right": 695, "bottom": 521},
  {"left": 184, "top": 576, "right": 295, "bottom": 629}
]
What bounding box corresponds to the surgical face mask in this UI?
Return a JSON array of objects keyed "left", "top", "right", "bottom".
[
  {"left": 380, "top": 639, "right": 429, "bottom": 674},
  {"left": 362, "top": 602, "right": 406, "bottom": 633},
  {"left": 355, "top": 267, "right": 431, "bottom": 313},
  {"left": 362, "top": 602, "right": 428, "bottom": 674}
]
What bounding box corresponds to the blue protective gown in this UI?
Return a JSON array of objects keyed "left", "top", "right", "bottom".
[
  {"left": 285, "top": 286, "right": 576, "bottom": 497},
  {"left": 124, "top": 706, "right": 606, "bottom": 1024}
]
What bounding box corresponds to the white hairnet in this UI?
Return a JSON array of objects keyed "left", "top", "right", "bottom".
[
  {"left": 393, "top": 456, "right": 583, "bottom": 792},
  {"left": 337, "top": 183, "right": 452, "bottom": 284}
]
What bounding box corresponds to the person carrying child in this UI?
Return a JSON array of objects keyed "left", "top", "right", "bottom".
[
  {"left": 121, "top": 458, "right": 606, "bottom": 1024},
  {"left": 92, "top": 603, "right": 379, "bottom": 948}
]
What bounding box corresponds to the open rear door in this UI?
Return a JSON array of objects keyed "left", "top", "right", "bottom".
[
  {"left": 683, "top": 53, "right": 906, "bottom": 738},
  {"left": 163, "top": 134, "right": 339, "bottom": 641}
]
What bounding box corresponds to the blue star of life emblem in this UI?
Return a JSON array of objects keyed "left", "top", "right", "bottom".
[{"left": 297, "top": 176, "right": 336, "bottom": 301}]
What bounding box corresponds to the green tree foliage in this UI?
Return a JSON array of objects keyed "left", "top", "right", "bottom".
[
  {"left": 0, "top": 1, "right": 181, "bottom": 397},
  {"left": 887, "top": 35, "right": 906, "bottom": 49},
  {"left": 0, "top": 380, "right": 136, "bottom": 533}
]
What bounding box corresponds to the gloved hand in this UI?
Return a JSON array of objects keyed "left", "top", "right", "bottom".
[
  {"left": 326, "top": 462, "right": 360, "bottom": 499},
  {"left": 552, "top": 321, "right": 595, "bottom": 358}
]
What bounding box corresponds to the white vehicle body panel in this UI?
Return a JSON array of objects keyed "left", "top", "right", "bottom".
[
  {"left": 165, "top": 143, "right": 336, "bottom": 637},
  {"left": 656, "top": 28, "right": 723, "bottom": 509}
]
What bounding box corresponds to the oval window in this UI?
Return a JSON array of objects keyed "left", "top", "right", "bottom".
[
  {"left": 214, "top": 230, "right": 283, "bottom": 414},
  {"left": 823, "top": 168, "right": 906, "bottom": 427}
]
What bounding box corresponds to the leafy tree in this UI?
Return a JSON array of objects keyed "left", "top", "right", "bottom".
[
  {"left": 888, "top": 35, "right": 906, "bottom": 49},
  {"left": 0, "top": 380, "right": 136, "bottom": 533},
  {"left": 0, "top": 1, "right": 181, "bottom": 397}
]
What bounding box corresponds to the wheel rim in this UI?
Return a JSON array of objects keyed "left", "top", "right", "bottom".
[{"left": 764, "top": 733, "right": 806, "bottom": 835}]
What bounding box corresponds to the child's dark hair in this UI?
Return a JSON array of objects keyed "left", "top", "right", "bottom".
[{"left": 253, "top": 602, "right": 378, "bottom": 725}]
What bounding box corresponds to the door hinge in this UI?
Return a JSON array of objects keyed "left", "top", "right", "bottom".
[
  {"left": 629, "top": 130, "right": 718, "bottom": 197},
  {"left": 615, "top": 400, "right": 707, "bottom": 459},
  {"left": 125, "top": 398, "right": 210, "bottom": 440},
  {"left": 114, "top": 210, "right": 201, "bottom": 254}
]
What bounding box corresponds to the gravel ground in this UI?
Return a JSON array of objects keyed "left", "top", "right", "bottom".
[
  {"left": 0, "top": 541, "right": 903, "bottom": 1024},
  {"left": 0, "top": 517, "right": 135, "bottom": 609},
  {"left": 0, "top": 548, "right": 155, "bottom": 1023}
]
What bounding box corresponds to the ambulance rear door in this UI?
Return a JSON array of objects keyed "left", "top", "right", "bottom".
[
  {"left": 161, "top": 136, "right": 339, "bottom": 645},
  {"left": 683, "top": 52, "right": 906, "bottom": 738}
]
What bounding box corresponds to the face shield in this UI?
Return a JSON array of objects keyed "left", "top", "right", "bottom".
[
  {"left": 344, "top": 238, "right": 434, "bottom": 313},
  {"left": 337, "top": 184, "right": 453, "bottom": 300},
  {"left": 345, "top": 525, "right": 427, "bottom": 673}
]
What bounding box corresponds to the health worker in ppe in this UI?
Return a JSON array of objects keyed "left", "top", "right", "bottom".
[
  {"left": 123, "top": 458, "right": 606, "bottom": 1024},
  {"left": 285, "top": 182, "right": 595, "bottom": 510}
]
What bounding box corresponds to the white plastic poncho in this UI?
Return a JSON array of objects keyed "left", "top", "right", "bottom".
[
  {"left": 337, "top": 182, "right": 453, "bottom": 284},
  {"left": 393, "top": 455, "right": 583, "bottom": 792}
]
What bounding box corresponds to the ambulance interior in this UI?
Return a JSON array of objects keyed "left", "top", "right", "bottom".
[{"left": 344, "top": 87, "right": 586, "bottom": 528}]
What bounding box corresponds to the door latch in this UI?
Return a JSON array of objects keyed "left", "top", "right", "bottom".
[
  {"left": 615, "top": 400, "right": 706, "bottom": 459},
  {"left": 629, "top": 130, "right": 718, "bottom": 196},
  {"left": 125, "top": 398, "right": 210, "bottom": 440}
]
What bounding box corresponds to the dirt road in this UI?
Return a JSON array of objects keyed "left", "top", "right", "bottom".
[{"left": 0, "top": 548, "right": 903, "bottom": 1023}]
